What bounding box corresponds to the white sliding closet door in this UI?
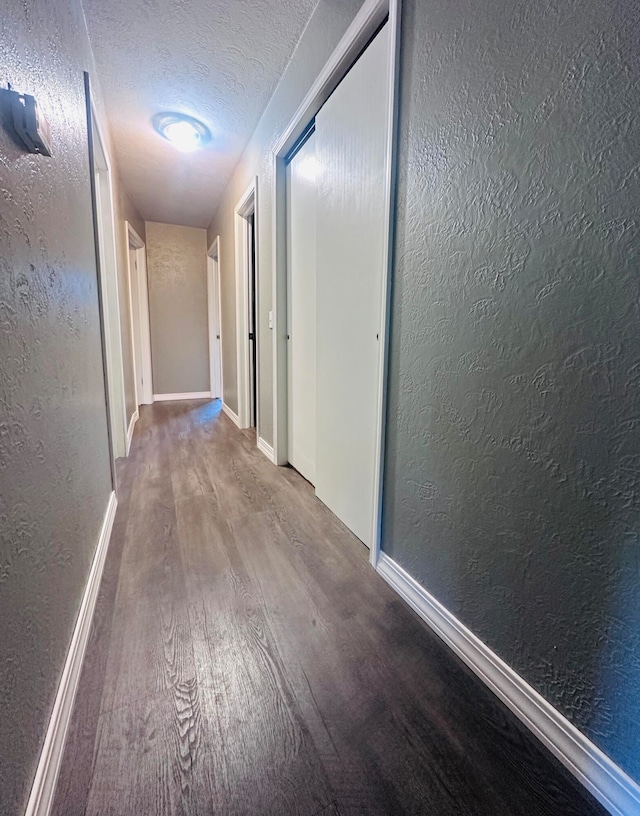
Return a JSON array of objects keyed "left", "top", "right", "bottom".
[
  {"left": 315, "top": 23, "right": 391, "bottom": 547},
  {"left": 287, "top": 134, "right": 317, "bottom": 483}
]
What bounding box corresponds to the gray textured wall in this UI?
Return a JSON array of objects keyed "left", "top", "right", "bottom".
[
  {"left": 207, "top": 0, "right": 365, "bottom": 432},
  {"left": 383, "top": 0, "right": 640, "bottom": 781},
  {"left": 146, "top": 221, "right": 209, "bottom": 396},
  {"left": 0, "top": 0, "right": 114, "bottom": 811}
]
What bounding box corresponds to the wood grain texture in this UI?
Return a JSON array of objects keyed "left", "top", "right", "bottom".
[{"left": 52, "top": 399, "right": 607, "bottom": 816}]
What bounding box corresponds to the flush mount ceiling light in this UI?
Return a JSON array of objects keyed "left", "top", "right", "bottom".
[{"left": 153, "top": 112, "right": 211, "bottom": 152}]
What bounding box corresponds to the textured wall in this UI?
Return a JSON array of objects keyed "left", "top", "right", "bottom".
[
  {"left": 208, "top": 0, "right": 365, "bottom": 431},
  {"left": 0, "top": 0, "right": 114, "bottom": 811},
  {"left": 146, "top": 222, "right": 209, "bottom": 395},
  {"left": 383, "top": 0, "right": 640, "bottom": 781},
  {"left": 114, "top": 182, "right": 145, "bottom": 426}
]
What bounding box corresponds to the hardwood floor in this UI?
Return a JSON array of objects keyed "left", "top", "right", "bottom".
[{"left": 52, "top": 399, "right": 606, "bottom": 816}]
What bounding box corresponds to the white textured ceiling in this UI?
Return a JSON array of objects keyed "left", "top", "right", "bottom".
[{"left": 82, "top": 0, "right": 318, "bottom": 227}]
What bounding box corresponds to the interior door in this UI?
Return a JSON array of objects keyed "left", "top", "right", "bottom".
[
  {"left": 210, "top": 255, "right": 223, "bottom": 400},
  {"left": 207, "top": 250, "right": 222, "bottom": 399},
  {"left": 314, "top": 22, "right": 390, "bottom": 547},
  {"left": 248, "top": 213, "right": 257, "bottom": 427},
  {"left": 129, "top": 244, "right": 145, "bottom": 405},
  {"left": 286, "top": 132, "right": 317, "bottom": 484}
]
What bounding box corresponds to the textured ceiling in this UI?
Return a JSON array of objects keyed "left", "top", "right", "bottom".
[{"left": 82, "top": 0, "right": 318, "bottom": 227}]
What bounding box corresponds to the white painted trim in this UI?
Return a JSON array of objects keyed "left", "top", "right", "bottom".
[
  {"left": 207, "top": 237, "right": 224, "bottom": 400},
  {"left": 271, "top": 150, "right": 288, "bottom": 465},
  {"left": 222, "top": 402, "right": 241, "bottom": 427},
  {"left": 271, "top": 0, "right": 401, "bottom": 557},
  {"left": 272, "top": 0, "right": 391, "bottom": 158},
  {"left": 125, "top": 225, "right": 141, "bottom": 408},
  {"left": 125, "top": 408, "right": 138, "bottom": 456},
  {"left": 153, "top": 392, "right": 212, "bottom": 401},
  {"left": 376, "top": 552, "right": 640, "bottom": 816},
  {"left": 370, "top": 0, "right": 402, "bottom": 567},
  {"left": 252, "top": 198, "right": 261, "bottom": 445},
  {"left": 136, "top": 243, "right": 153, "bottom": 405},
  {"left": 127, "top": 223, "right": 145, "bottom": 249},
  {"left": 90, "top": 99, "right": 128, "bottom": 463},
  {"left": 25, "top": 491, "right": 117, "bottom": 816},
  {"left": 206, "top": 253, "right": 218, "bottom": 397},
  {"left": 125, "top": 222, "right": 154, "bottom": 406},
  {"left": 234, "top": 177, "right": 258, "bottom": 431},
  {"left": 257, "top": 436, "right": 276, "bottom": 464}
]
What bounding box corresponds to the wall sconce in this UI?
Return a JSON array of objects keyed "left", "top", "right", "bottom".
[{"left": 4, "top": 84, "right": 52, "bottom": 156}]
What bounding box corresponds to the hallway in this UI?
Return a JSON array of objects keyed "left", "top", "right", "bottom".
[{"left": 51, "top": 400, "right": 605, "bottom": 816}]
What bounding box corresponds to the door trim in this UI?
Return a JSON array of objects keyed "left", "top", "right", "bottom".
[
  {"left": 271, "top": 0, "right": 402, "bottom": 564},
  {"left": 87, "top": 87, "right": 128, "bottom": 468},
  {"left": 153, "top": 391, "right": 212, "bottom": 402},
  {"left": 234, "top": 177, "right": 259, "bottom": 430},
  {"left": 126, "top": 409, "right": 139, "bottom": 456},
  {"left": 125, "top": 222, "right": 154, "bottom": 406},
  {"left": 207, "top": 237, "right": 224, "bottom": 400}
]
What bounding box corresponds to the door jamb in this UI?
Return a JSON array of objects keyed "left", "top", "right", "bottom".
[
  {"left": 125, "top": 222, "right": 154, "bottom": 407},
  {"left": 89, "top": 93, "right": 128, "bottom": 464},
  {"left": 207, "top": 236, "right": 224, "bottom": 400},
  {"left": 270, "top": 0, "right": 401, "bottom": 565},
  {"left": 234, "top": 177, "right": 259, "bottom": 431}
]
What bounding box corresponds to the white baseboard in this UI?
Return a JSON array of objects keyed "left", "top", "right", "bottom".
[
  {"left": 25, "top": 491, "right": 118, "bottom": 816},
  {"left": 222, "top": 402, "right": 240, "bottom": 427},
  {"left": 153, "top": 391, "right": 212, "bottom": 401},
  {"left": 376, "top": 552, "right": 640, "bottom": 816},
  {"left": 257, "top": 436, "right": 276, "bottom": 463},
  {"left": 125, "top": 409, "right": 139, "bottom": 456}
]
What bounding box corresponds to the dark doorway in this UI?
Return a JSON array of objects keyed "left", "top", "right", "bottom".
[{"left": 248, "top": 212, "right": 257, "bottom": 428}]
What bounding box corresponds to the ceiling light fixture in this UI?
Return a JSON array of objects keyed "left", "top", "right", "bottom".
[{"left": 153, "top": 112, "right": 210, "bottom": 152}]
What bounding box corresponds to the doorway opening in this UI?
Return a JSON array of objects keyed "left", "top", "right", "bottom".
[
  {"left": 248, "top": 212, "right": 257, "bottom": 428},
  {"left": 207, "top": 237, "right": 223, "bottom": 401},
  {"left": 86, "top": 81, "right": 127, "bottom": 469},
  {"left": 272, "top": 0, "right": 400, "bottom": 563},
  {"left": 286, "top": 127, "right": 317, "bottom": 486},
  {"left": 234, "top": 178, "right": 259, "bottom": 432},
  {"left": 125, "top": 222, "right": 153, "bottom": 411}
]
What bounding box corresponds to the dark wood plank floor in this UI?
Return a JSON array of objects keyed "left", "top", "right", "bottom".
[{"left": 52, "top": 400, "right": 607, "bottom": 816}]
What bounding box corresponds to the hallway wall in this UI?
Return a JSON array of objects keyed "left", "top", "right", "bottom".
[
  {"left": 146, "top": 222, "right": 209, "bottom": 396},
  {"left": 207, "top": 0, "right": 639, "bottom": 790},
  {"left": 0, "top": 0, "right": 121, "bottom": 811},
  {"left": 383, "top": 0, "right": 640, "bottom": 783},
  {"left": 207, "top": 0, "right": 365, "bottom": 434}
]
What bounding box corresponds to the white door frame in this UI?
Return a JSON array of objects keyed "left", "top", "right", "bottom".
[
  {"left": 125, "top": 222, "right": 154, "bottom": 406},
  {"left": 90, "top": 99, "right": 128, "bottom": 462},
  {"left": 271, "top": 0, "right": 401, "bottom": 565},
  {"left": 286, "top": 133, "right": 317, "bottom": 485},
  {"left": 234, "top": 177, "right": 259, "bottom": 431},
  {"left": 207, "top": 237, "right": 224, "bottom": 400}
]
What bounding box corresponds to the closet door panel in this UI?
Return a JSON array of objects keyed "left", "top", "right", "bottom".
[
  {"left": 315, "top": 23, "right": 390, "bottom": 546},
  {"left": 286, "top": 134, "right": 318, "bottom": 484}
]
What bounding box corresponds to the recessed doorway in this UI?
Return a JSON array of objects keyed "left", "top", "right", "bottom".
[
  {"left": 125, "top": 222, "right": 153, "bottom": 410},
  {"left": 207, "top": 237, "right": 223, "bottom": 401},
  {"left": 87, "top": 88, "right": 127, "bottom": 466},
  {"left": 234, "top": 178, "right": 259, "bottom": 432},
  {"left": 272, "top": 0, "right": 400, "bottom": 563}
]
